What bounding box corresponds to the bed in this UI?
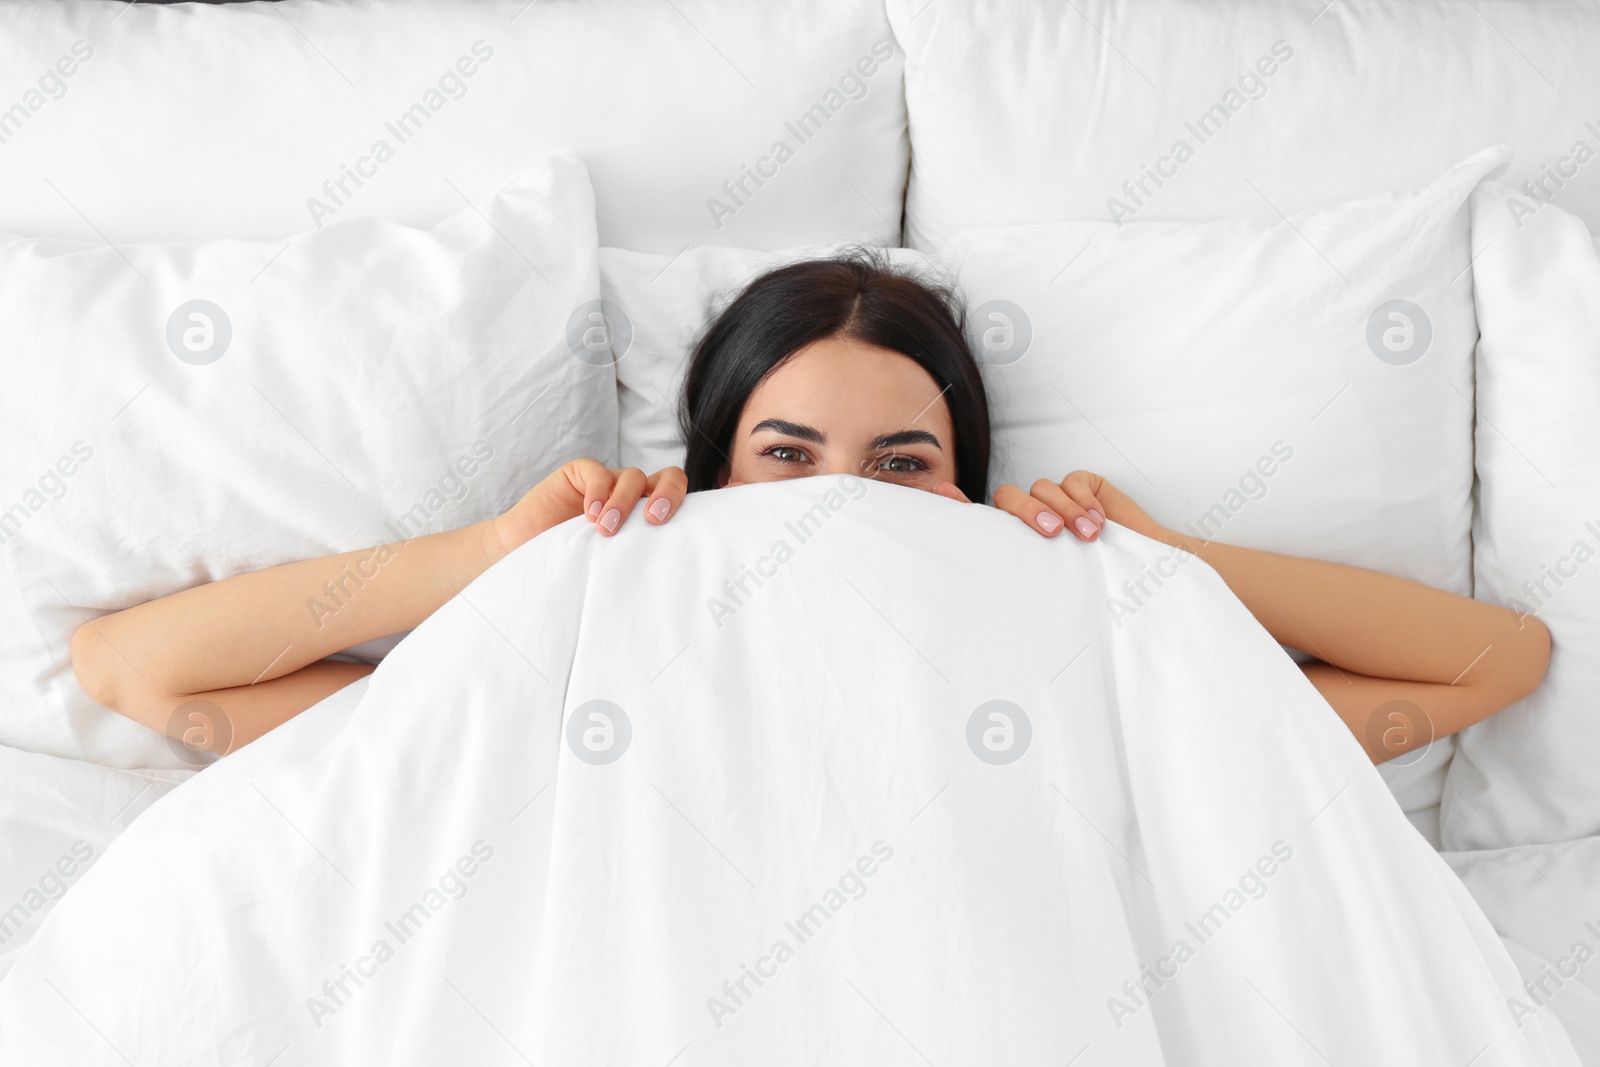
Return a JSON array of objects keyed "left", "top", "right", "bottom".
[{"left": 2, "top": 0, "right": 1599, "bottom": 1061}]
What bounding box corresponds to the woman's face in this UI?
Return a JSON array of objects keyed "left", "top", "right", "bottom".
[{"left": 719, "top": 335, "right": 959, "bottom": 492}]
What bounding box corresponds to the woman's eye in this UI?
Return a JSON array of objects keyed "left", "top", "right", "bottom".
[
  {"left": 877, "top": 453, "right": 925, "bottom": 475},
  {"left": 763, "top": 445, "right": 809, "bottom": 464}
]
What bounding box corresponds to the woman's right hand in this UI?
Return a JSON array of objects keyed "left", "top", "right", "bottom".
[{"left": 490, "top": 459, "right": 689, "bottom": 559}]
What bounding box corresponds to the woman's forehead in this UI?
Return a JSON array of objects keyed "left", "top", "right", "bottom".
[{"left": 741, "top": 337, "right": 953, "bottom": 433}]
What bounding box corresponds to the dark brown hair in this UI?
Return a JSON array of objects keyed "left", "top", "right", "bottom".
[{"left": 678, "top": 247, "right": 991, "bottom": 501}]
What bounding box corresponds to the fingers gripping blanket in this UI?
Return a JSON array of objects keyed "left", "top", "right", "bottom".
[{"left": 0, "top": 477, "right": 1577, "bottom": 1066}]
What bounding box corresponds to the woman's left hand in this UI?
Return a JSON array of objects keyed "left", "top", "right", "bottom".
[{"left": 936, "top": 470, "right": 1165, "bottom": 543}]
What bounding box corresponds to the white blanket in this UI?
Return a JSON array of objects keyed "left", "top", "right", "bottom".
[
  {"left": 1446, "top": 838, "right": 1600, "bottom": 1064},
  {"left": 0, "top": 477, "right": 1577, "bottom": 1065}
]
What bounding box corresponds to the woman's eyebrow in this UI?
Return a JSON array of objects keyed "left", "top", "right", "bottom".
[
  {"left": 750, "top": 418, "right": 826, "bottom": 444},
  {"left": 871, "top": 429, "right": 942, "bottom": 451}
]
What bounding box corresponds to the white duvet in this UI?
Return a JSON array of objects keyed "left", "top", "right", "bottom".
[{"left": 0, "top": 477, "right": 1577, "bottom": 1066}]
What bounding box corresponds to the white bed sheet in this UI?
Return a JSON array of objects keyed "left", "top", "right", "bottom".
[
  {"left": 0, "top": 745, "right": 190, "bottom": 980},
  {"left": 1447, "top": 838, "right": 1600, "bottom": 1065}
]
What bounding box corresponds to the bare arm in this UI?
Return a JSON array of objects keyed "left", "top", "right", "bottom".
[
  {"left": 1162, "top": 530, "right": 1550, "bottom": 762},
  {"left": 983, "top": 470, "right": 1551, "bottom": 763},
  {"left": 72, "top": 461, "right": 688, "bottom": 757},
  {"left": 71, "top": 520, "right": 502, "bottom": 752}
]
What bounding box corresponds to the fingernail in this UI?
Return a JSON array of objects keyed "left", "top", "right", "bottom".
[
  {"left": 587, "top": 500, "right": 603, "bottom": 517},
  {"left": 1074, "top": 516, "right": 1096, "bottom": 538},
  {"left": 1037, "top": 512, "right": 1062, "bottom": 533},
  {"left": 648, "top": 497, "right": 671, "bottom": 521},
  {"left": 601, "top": 508, "right": 622, "bottom": 533},
  {"left": 1088, "top": 509, "right": 1104, "bottom": 525}
]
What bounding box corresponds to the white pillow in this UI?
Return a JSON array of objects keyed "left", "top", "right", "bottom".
[
  {"left": 601, "top": 243, "right": 936, "bottom": 473},
  {"left": 938, "top": 148, "right": 1509, "bottom": 842},
  {"left": 1442, "top": 184, "right": 1600, "bottom": 848},
  {"left": 0, "top": 0, "right": 907, "bottom": 254},
  {"left": 0, "top": 154, "right": 615, "bottom": 769},
  {"left": 888, "top": 0, "right": 1600, "bottom": 249},
  {"left": 600, "top": 150, "right": 1500, "bottom": 840}
]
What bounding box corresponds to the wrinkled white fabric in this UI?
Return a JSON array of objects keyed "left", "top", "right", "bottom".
[{"left": 0, "top": 477, "right": 1575, "bottom": 1066}]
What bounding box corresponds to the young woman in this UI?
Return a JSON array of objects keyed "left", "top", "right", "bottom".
[{"left": 71, "top": 251, "right": 1550, "bottom": 764}]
